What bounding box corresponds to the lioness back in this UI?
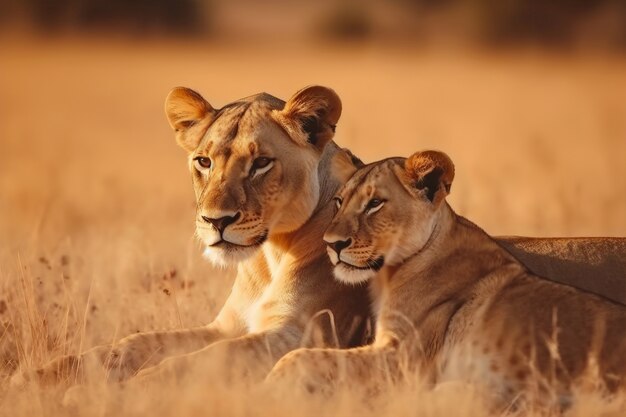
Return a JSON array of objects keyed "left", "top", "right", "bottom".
[{"left": 497, "top": 236, "right": 626, "bottom": 305}]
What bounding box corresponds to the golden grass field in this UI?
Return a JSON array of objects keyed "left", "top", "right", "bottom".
[{"left": 1, "top": 36, "right": 625, "bottom": 416}]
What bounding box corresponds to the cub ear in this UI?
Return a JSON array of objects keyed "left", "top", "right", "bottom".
[
  {"left": 404, "top": 150, "right": 455, "bottom": 205},
  {"left": 165, "top": 87, "right": 216, "bottom": 152},
  {"left": 273, "top": 86, "right": 342, "bottom": 150}
]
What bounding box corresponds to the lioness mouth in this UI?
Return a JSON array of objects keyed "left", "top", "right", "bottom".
[
  {"left": 339, "top": 256, "right": 385, "bottom": 271},
  {"left": 209, "top": 231, "right": 268, "bottom": 248}
]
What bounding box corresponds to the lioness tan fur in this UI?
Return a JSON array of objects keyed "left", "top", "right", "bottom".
[{"left": 267, "top": 150, "right": 626, "bottom": 405}]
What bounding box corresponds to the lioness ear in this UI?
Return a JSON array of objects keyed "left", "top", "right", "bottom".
[
  {"left": 273, "top": 86, "right": 342, "bottom": 150},
  {"left": 405, "top": 150, "right": 455, "bottom": 205},
  {"left": 165, "top": 87, "right": 216, "bottom": 152}
]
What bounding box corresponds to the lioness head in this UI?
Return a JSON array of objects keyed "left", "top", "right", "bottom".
[
  {"left": 324, "top": 151, "right": 455, "bottom": 284},
  {"left": 165, "top": 86, "right": 342, "bottom": 267}
]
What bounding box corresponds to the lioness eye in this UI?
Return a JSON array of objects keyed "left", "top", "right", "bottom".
[
  {"left": 194, "top": 156, "right": 212, "bottom": 170},
  {"left": 367, "top": 199, "right": 382, "bottom": 209},
  {"left": 334, "top": 197, "right": 343, "bottom": 209},
  {"left": 252, "top": 157, "right": 272, "bottom": 170},
  {"left": 365, "top": 198, "right": 385, "bottom": 214},
  {"left": 250, "top": 157, "right": 275, "bottom": 178}
]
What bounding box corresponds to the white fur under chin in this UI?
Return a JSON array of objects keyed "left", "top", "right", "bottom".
[
  {"left": 333, "top": 263, "right": 377, "bottom": 285},
  {"left": 203, "top": 245, "right": 258, "bottom": 268}
]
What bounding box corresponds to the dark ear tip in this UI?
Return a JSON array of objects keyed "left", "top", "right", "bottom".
[
  {"left": 281, "top": 85, "right": 343, "bottom": 148},
  {"left": 405, "top": 150, "right": 455, "bottom": 183},
  {"left": 291, "top": 85, "right": 337, "bottom": 101},
  {"left": 405, "top": 150, "right": 455, "bottom": 202},
  {"left": 291, "top": 85, "right": 342, "bottom": 123},
  {"left": 299, "top": 85, "right": 338, "bottom": 96}
]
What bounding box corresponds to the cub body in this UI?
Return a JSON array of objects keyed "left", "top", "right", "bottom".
[{"left": 268, "top": 151, "right": 626, "bottom": 404}]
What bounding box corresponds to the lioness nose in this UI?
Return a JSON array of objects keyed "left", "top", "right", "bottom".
[
  {"left": 201, "top": 212, "right": 241, "bottom": 234},
  {"left": 327, "top": 238, "right": 352, "bottom": 255}
]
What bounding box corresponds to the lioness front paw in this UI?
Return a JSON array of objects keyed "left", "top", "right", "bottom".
[
  {"left": 266, "top": 349, "right": 339, "bottom": 396},
  {"left": 101, "top": 334, "right": 168, "bottom": 382},
  {"left": 10, "top": 354, "right": 82, "bottom": 388}
]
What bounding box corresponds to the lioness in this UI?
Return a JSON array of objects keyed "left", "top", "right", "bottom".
[
  {"left": 267, "top": 150, "right": 626, "bottom": 404},
  {"left": 11, "top": 86, "right": 372, "bottom": 386}
]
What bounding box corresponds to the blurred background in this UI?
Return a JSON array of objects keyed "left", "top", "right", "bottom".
[
  {"left": 2, "top": 0, "right": 626, "bottom": 46},
  {"left": 1, "top": 0, "right": 625, "bottom": 384}
]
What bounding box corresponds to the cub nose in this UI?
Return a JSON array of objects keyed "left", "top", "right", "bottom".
[
  {"left": 201, "top": 212, "right": 241, "bottom": 234},
  {"left": 326, "top": 238, "right": 353, "bottom": 255}
]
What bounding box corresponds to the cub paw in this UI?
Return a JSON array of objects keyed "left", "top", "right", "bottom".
[{"left": 134, "top": 355, "right": 192, "bottom": 384}]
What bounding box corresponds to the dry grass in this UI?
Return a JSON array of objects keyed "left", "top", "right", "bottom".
[{"left": 1, "top": 36, "right": 625, "bottom": 416}]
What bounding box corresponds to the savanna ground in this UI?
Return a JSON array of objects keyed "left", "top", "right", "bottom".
[{"left": 1, "top": 36, "right": 625, "bottom": 416}]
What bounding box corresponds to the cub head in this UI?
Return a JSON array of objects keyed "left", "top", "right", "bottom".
[
  {"left": 324, "top": 151, "right": 455, "bottom": 284},
  {"left": 165, "top": 86, "right": 342, "bottom": 267}
]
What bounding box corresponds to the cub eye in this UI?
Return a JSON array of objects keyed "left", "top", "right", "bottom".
[
  {"left": 365, "top": 198, "right": 385, "bottom": 214},
  {"left": 334, "top": 197, "right": 343, "bottom": 209},
  {"left": 194, "top": 156, "right": 212, "bottom": 170},
  {"left": 252, "top": 157, "right": 272, "bottom": 170}
]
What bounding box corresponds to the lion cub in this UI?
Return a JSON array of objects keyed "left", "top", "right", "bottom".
[{"left": 268, "top": 150, "right": 626, "bottom": 404}]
